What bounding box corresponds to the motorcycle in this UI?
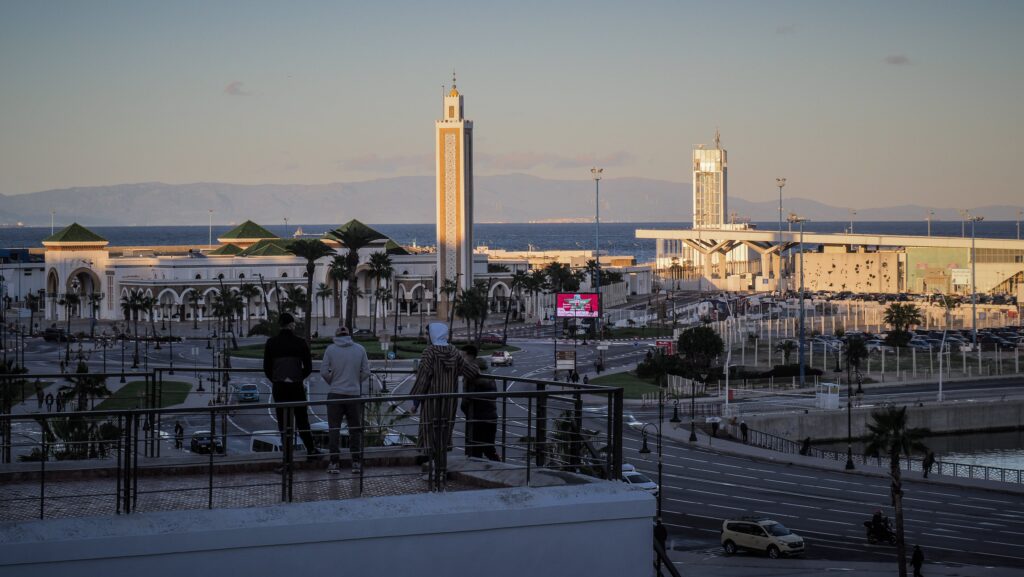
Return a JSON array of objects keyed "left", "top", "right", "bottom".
[{"left": 863, "top": 519, "right": 897, "bottom": 545}]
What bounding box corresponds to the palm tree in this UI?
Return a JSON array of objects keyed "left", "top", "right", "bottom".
[
  {"left": 283, "top": 285, "right": 307, "bottom": 316},
  {"left": 140, "top": 294, "right": 157, "bottom": 340},
  {"left": 186, "top": 289, "right": 201, "bottom": 330},
  {"left": 59, "top": 359, "right": 112, "bottom": 412},
  {"left": 87, "top": 292, "right": 104, "bottom": 338},
  {"left": 776, "top": 339, "right": 797, "bottom": 365},
  {"left": 26, "top": 292, "right": 39, "bottom": 336},
  {"left": 326, "top": 220, "right": 386, "bottom": 331},
  {"left": 327, "top": 255, "right": 351, "bottom": 328},
  {"left": 315, "top": 282, "right": 333, "bottom": 327},
  {"left": 238, "top": 282, "right": 259, "bottom": 334},
  {"left": 502, "top": 270, "right": 529, "bottom": 344},
  {"left": 883, "top": 303, "right": 923, "bottom": 346},
  {"left": 120, "top": 289, "right": 145, "bottom": 367},
  {"left": 367, "top": 252, "right": 394, "bottom": 336},
  {"left": 286, "top": 238, "right": 335, "bottom": 342},
  {"left": 440, "top": 277, "right": 459, "bottom": 327},
  {"left": 864, "top": 406, "right": 929, "bottom": 577}
]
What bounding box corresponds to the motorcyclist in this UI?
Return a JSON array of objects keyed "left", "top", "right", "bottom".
[{"left": 871, "top": 510, "right": 883, "bottom": 534}]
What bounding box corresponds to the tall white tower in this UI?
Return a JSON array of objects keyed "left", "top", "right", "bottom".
[
  {"left": 436, "top": 74, "right": 474, "bottom": 313},
  {"left": 692, "top": 130, "right": 728, "bottom": 228}
]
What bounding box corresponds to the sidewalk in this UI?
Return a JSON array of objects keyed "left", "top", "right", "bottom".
[{"left": 665, "top": 549, "right": 1022, "bottom": 577}]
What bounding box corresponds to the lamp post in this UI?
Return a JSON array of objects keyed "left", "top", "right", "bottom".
[
  {"left": 927, "top": 210, "right": 934, "bottom": 237},
  {"left": 968, "top": 214, "right": 984, "bottom": 352},
  {"left": 592, "top": 167, "right": 603, "bottom": 345},
  {"left": 848, "top": 209, "right": 856, "bottom": 235},
  {"left": 690, "top": 372, "right": 706, "bottom": 442},
  {"left": 843, "top": 340, "right": 855, "bottom": 470},
  {"left": 776, "top": 178, "right": 786, "bottom": 296},
  {"left": 1017, "top": 209, "right": 1022, "bottom": 241},
  {"left": 119, "top": 334, "right": 126, "bottom": 383},
  {"left": 788, "top": 215, "right": 808, "bottom": 387},
  {"left": 639, "top": 421, "right": 664, "bottom": 521}
]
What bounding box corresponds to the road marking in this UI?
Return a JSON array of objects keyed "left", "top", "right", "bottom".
[
  {"left": 704, "top": 503, "right": 747, "bottom": 511},
  {"left": 754, "top": 510, "right": 798, "bottom": 519},
  {"left": 780, "top": 502, "right": 819, "bottom": 509},
  {"left": 984, "top": 541, "right": 1022, "bottom": 547},
  {"left": 808, "top": 518, "right": 849, "bottom": 526},
  {"left": 920, "top": 533, "right": 974, "bottom": 542}
]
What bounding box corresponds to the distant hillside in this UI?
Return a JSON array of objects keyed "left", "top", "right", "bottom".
[{"left": 0, "top": 176, "right": 1016, "bottom": 226}]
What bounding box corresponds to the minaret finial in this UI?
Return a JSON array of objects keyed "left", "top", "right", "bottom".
[{"left": 452, "top": 69, "right": 457, "bottom": 90}]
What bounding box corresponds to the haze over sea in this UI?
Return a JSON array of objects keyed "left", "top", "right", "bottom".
[{"left": 3, "top": 221, "right": 1022, "bottom": 263}]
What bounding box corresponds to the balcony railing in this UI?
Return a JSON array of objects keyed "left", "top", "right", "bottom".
[{"left": 0, "top": 369, "right": 624, "bottom": 521}]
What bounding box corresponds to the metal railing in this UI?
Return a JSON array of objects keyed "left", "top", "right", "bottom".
[
  {"left": 0, "top": 368, "right": 624, "bottom": 520},
  {"left": 743, "top": 428, "right": 1024, "bottom": 484}
]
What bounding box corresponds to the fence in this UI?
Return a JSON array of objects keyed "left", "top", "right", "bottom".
[
  {"left": 744, "top": 428, "right": 1024, "bottom": 485},
  {"left": 0, "top": 368, "right": 624, "bottom": 521}
]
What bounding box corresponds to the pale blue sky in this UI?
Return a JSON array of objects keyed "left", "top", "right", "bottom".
[{"left": 1, "top": 0, "right": 1021, "bottom": 208}]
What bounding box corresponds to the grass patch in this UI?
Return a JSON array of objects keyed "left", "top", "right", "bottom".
[
  {"left": 588, "top": 372, "right": 663, "bottom": 399},
  {"left": 604, "top": 327, "right": 673, "bottom": 339},
  {"left": 95, "top": 381, "right": 193, "bottom": 410}
]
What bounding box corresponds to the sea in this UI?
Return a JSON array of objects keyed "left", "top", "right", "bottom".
[{"left": 3, "top": 220, "right": 1023, "bottom": 263}]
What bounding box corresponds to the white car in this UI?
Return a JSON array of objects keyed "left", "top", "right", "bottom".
[
  {"left": 490, "top": 351, "right": 514, "bottom": 367},
  {"left": 721, "top": 517, "right": 805, "bottom": 558},
  {"left": 621, "top": 469, "right": 659, "bottom": 496}
]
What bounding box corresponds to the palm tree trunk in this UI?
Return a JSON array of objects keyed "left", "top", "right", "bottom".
[
  {"left": 891, "top": 449, "right": 908, "bottom": 577},
  {"left": 502, "top": 296, "right": 513, "bottom": 344}
]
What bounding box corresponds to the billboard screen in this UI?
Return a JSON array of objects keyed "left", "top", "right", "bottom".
[{"left": 556, "top": 293, "right": 600, "bottom": 318}]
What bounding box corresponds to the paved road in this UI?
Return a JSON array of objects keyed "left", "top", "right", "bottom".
[{"left": 624, "top": 430, "right": 1024, "bottom": 570}]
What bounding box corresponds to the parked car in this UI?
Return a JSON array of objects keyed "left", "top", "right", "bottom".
[
  {"left": 42, "top": 327, "right": 76, "bottom": 342},
  {"left": 721, "top": 517, "right": 805, "bottom": 558},
  {"left": 479, "top": 333, "right": 504, "bottom": 344},
  {"left": 190, "top": 431, "right": 225, "bottom": 455},
  {"left": 864, "top": 339, "right": 894, "bottom": 354},
  {"left": 490, "top": 350, "right": 514, "bottom": 367}
]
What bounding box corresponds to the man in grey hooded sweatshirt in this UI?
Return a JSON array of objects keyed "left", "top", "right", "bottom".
[{"left": 320, "top": 326, "right": 370, "bottom": 474}]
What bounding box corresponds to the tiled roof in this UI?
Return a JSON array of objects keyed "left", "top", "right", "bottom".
[
  {"left": 219, "top": 220, "right": 278, "bottom": 240},
  {"left": 42, "top": 223, "right": 108, "bottom": 244}
]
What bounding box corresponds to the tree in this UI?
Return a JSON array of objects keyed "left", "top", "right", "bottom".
[
  {"left": 327, "top": 255, "right": 351, "bottom": 327},
  {"left": 185, "top": 288, "right": 201, "bottom": 330},
  {"left": 238, "top": 282, "right": 260, "bottom": 334},
  {"left": 677, "top": 325, "right": 725, "bottom": 392},
  {"left": 286, "top": 238, "right": 335, "bottom": 342},
  {"left": 326, "top": 220, "right": 386, "bottom": 331},
  {"left": 59, "top": 360, "right": 111, "bottom": 412},
  {"left": 315, "top": 282, "right": 333, "bottom": 327},
  {"left": 87, "top": 292, "right": 104, "bottom": 338},
  {"left": 120, "top": 289, "right": 145, "bottom": 367},
  {"left": 440, "top": 277, "right": 459, "bottom": 327},
  {"left": 139, "top": 294, "right": 157, "bottom": 340},
  {"left": 26, "top": 292, "right": 39, "bottom": 336},
  {"left": 776, "top": 339, "right": 797, "bottom": 365},
  {"left": 864, "top": 406, "right": 929, "bottom": 577},
  {"left": 282, "top": 285, "right": 307, "bottom": 315},
  {"left": 367, "top": 252, "right": 394, "bottom": 336},
  {"left": 501, "top": 271, "right": 529, "bottom": 344},
  {"left": 845, "top": 336, "right": 868, "bottom": 378},
  {"left": 883, "top": 303, "right": 923, "bottom": 347}
]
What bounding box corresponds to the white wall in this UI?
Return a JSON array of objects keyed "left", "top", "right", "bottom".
[{"left": 0, "top": 483, "right": 655, "bottom": 577}]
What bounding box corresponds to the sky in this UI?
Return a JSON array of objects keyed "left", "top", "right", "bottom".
[{"left": 1, "top": 0, "right": 1022, "bottom": 209}]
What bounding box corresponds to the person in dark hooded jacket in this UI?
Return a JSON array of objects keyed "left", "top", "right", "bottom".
[{"left": 263, "top": 313, "right": 319, "bottom": 460}]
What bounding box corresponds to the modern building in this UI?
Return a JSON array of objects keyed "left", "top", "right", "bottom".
[{"left": 692, "top": 130, "right": 727, "bottom": 227}]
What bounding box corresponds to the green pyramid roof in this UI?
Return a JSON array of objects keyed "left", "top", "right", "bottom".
[
  {"left": 384, "top": 239, "right": 410, "bottom": 255},
  {"left": 219, "top": 220, "right": 278, "bottom": 240},
  {"left": 325, "top": 219, "right": 388, "bottom": 245},
  {"left": 208, "top": 243, "right": 243, "bottom": 256},
  {"left": 42, "top": 223, "right": 108, "bottom": 244},
  {"left": 238, "top": 238, "right": 294, "bottom": 257}
]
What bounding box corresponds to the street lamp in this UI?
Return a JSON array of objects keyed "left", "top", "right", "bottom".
[
  {"left": 843, "top": 340, "right": 855, "bottom": 471},
  {"left": 968, "top": 214, "right": 984, "bottom": 353},
  {"left": 848, "top": 209, "right": 856, "bottom": 234},
  {"left": 788, "top": 214, "right": 808, "bottom": 387},
  {"left": 690, "top": 372, "right": 706, "bottom": 442},
  {"left": 639, "top": 392, "right": 667, "bottom": 572},
  {"left": 927, "top": 210, "right": 934, "bottom": 237},
  {"left": 776, "top": 178, "right": 786, "bottom": 295},
  {"left": 592, "top": 167, "right": 603, "bottom": 346}
]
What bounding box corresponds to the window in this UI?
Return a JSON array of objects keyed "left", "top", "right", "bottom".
[
  {"left": 448, "top": 105, "right": 455, "bottom": 118},
  {"left": 194, "top": 274, "right": 202, "bottom": 280}
]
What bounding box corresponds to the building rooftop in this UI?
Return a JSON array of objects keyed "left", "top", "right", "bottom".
[{"left": 41, "top": 223, "right": 108, "bottom": 244}]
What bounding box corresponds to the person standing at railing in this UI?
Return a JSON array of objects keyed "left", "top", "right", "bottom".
[
  {"left": 922, "top": 451, "right": 935, "bottom": 478},
  {"left": 460, "top": 344, "right": 500, "bottom": 461},
  {"left": 411, "top": 322, "right": 479, "bottom": 472},
  {"left": 263, "top": 312, "right": 321, "bottom": 463},
  {"left": 320, "top": 325, "right": 370, "bottom": 475}
]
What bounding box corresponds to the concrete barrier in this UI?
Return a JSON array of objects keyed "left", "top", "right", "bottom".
[{"left": 739, "top": 399, "right": 1024, "bottom": 442}]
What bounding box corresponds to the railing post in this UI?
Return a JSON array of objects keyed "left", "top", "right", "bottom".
[
  {"left": 122, "top": 412, "right": 133, "bottom": 514},
  {"left": 526, "top": 397, "right": 533, "bottom": 486},
  {"left": 500, "top": 379, "right": 508, "bottom": 463},
  {"left": 535, "top": 383, "right": 547, "bottom": 468},
  {"left": 208, "top": 408, "right": 216, "bottom": 509},
  {"left": 611, "top": 388, "right": 623, "bottom": 480},
  {"left": 39, "top": 414, "right": 47, "bottom": 520}
]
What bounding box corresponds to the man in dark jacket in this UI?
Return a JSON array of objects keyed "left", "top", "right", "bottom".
[
  {"left": 263, "top": 313, "right": 320, "bottom": 460},
  {"left": 911, "top": 544, "right": 924, "bottom": 577},
  {"left": 460, "top": 345, "right": 500, "bottom": 461}
]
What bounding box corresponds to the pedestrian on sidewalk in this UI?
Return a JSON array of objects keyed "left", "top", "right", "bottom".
[
  {"left": 911, "top": 544, "right": 925, "bottom": 577},
  {"left": 922, "top": 451, "right": 935, "bottom": 478},
  {"left": 740, "top": 421, "right": 748, "bottom": 443},
  {"left": 320, "top": 326, "right": 369, "bottom": 475},
  {"left": 174, "top": 421, "right": 184, "bottom": 450},
  {"left": 263, "top": 312, "right": 321, "bottom": 463},
  {"left": 460, "top": 344, "right": 500, "bottom": 461},
  {"left": 35, "top": 380, "right": 44, "bottom": 409},
  {"left": 799, "top": 436, "right": 811, "bottom": 456}
]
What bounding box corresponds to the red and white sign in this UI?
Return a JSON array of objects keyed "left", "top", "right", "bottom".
[
  {"left": 655, "top": 339, "right": 675, "bottom": 355},
  {"left": 556, "top": 293, "right": 600, "bottom": 318}
]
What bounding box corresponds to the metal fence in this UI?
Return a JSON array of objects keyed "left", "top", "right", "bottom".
[
  {"left": 0, "top": 368, "right": 624, "bottom": 521},
  {"left": 744, "top": 428, "right": 1024, "bottom": 485}
]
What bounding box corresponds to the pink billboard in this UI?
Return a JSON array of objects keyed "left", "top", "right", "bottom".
[{"left": 556, "top": 293, "right": 600, "bottom": 318}]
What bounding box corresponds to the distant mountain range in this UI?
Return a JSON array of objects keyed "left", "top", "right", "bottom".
[{"left": 0, "top": 175, "right": 1017, "bottom": 226}]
